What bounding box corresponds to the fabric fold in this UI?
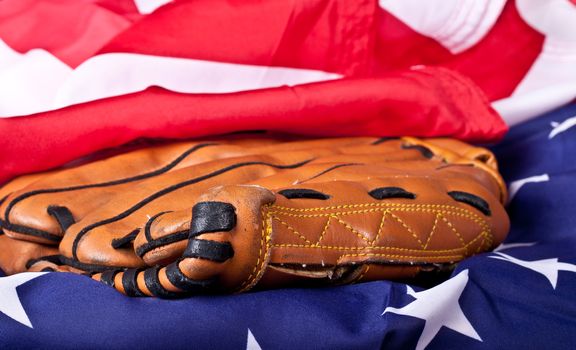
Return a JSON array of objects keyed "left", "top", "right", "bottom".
[{"left": 0, "top": 67, "right": 506, "bottom": 184}]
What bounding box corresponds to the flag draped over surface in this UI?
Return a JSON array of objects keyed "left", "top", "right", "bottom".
[
  {"left": 1, "top": 0, "right": 575, "bottom": 120},
  {"left": 1, "top": 0, "right": 576, "bottom": 349},
  {"left": 0, "top": 67, "right": 506, "bottom": 184},
  {"left": 1, "top": 0, "right": 576, "bottom": 184}
]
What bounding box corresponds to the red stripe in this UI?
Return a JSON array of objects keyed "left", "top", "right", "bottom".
[
  {"left": 98, "top": 0, "right": 376, "bottom": 76},
  {"left": 374, "top": 2, "right": 545, "bottom": 101},
  {"left": 0, "top": 0, "right": 141, "bottom": 67},
  {"left": 0, "top": 67, "right": 506, "bottom": 184}
]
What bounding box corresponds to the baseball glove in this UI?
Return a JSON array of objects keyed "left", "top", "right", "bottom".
[{"left": 0, "top": 136, "right": 509, "bottom": 298}]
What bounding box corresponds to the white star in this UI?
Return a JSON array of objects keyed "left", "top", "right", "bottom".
[
  {"left": 507, "top": 174, "right": 549, "bottom": 203},
  {"left": 246, "top": 328, "right": 263, "bottom": 350},
  {"left": 0, "top": 272, "right": 47, "bottom": 328},
  {"left": 549, "top": 116, "right": 576, "bottom": 139},
  {"left": 382, "top": 270, "right": 481, "bottom": 350},
  {"left": 493, "top": 242, "right": 537, "bottom": 252},
  {"left": 490, "top": 252, "right": 576, "bottom": 289}
]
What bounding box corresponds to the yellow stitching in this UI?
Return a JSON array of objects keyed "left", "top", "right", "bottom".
[
  {"left": 270, "top": 201, "right": 487, "bottom": 217},
  {"left": 422, "top": 214, "right": 439, "bottom": 249},
  {"left": 333, "top": 217, "right": 371, "bottom": 243},
  {"left": 269, "top": 201, "right": 494, "bottom": 251},
  {"left": 486, "top": 229, "right": 494, "bottom": 249},
  {"left": 271, "top": 202, "right": 472, "bottom": 212},
  {"left": 271, "top": 243, "right": 468, "bottom": 253},
  {"left": 370, "top": 211, "right": 387, "bottom": 246},
  {"left": 269, "top": 206, "right": 490, "bottom": 231},
  {"left": 474, "top": 233, "right": 487, "bottom": 254},
  {"left": 387, "top": 212, "right": 424, "bottom": 248},
  {"left": 272, "top": 228, "right": 488, "bottom": 252},
  {"left": 275, "top": 208, "right": 491, "bottom": 252},
  {"left": 270, "top": 202, "right": 495, "bottom": 228},
  {"left": 271, "top": 207, "right": 477, "bottom": 217},
  {"left": 475, "top": 231, "right": 492, "bottom": 254},
  {"left": 484, "top": 222, "right": 495, "bottom": 247},
  {"left": 265, "top": 202, "right": 494, "bottom": 268},
  {"left": 270, "top": 215, "right": 312, "bottom": 244},
  {"left": 268, "top": 204, "right": 492, "bottom": 249},
  {"left": 336, "top": 253, "right": 463, "bottom": 264},
  {"left": 464, "top": 231, "right": 488, "bottom": 249},
  {"left": 439, "top": 215, "right": 468, "bottom": 254},
  {"left": 236, "top": 206, "right": 271, "bottom": 293},
  {"left": 270, "top": 210, "right": 489, "bottom": 231},
  {"left": 315, "top": 216, "right": 333, "bottom": 246}
]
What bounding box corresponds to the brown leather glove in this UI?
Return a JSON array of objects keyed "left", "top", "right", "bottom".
[
  {"left": 0, "top": 136, "right": 417, "bottom": 272},
  {"left": 0, "top": 136, "right": 509, "bottom": 298}
]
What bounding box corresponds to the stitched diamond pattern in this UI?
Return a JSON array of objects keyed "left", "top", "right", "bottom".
[{"left": 266, "top": 203, "right": 492, "bottom": 260}]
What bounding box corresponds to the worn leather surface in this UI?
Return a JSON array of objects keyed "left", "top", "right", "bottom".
[{"left": 0, "top": 136, "right": 509, "bottom": 297}]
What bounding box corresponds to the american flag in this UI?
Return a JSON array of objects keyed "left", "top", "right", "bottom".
[{"left": 1, "top": 1, "right": 576, "bottom": 349}]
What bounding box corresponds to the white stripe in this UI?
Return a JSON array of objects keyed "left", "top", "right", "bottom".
[
  {"left": 507, "top": 174, "right": 550, "bottom": 204},
  {"left": 51, "top": 53, "right": 342, "bottom": 112},
  {"left": 492, "top": 82, "right": 576, "bottom": 126},
  {"left": 495, "top": 37, "right": 576, "bottom": 125},
  {"left": 133, "top": 0, "right": 173, "bottom": 14},
  {"left": 511, "top": 38, "right": 576, "bottom": 98},
  {"left": 516, "top": 0, "right": 576, "bottom": 44},
  {"left": 0, "top": 40, "right": 73, "bottom": 117},
  {"left": 494, "top": 0, "right": 576, "bottom": 125},
  {"left": 379, "top": 0, "right": 505, "bottom": 53},
  {"left": 0, "top": 47, "right": 341, "bottom": 117},
  {"left": 0, "top": 40, "right": 21, "bottom": 68}
]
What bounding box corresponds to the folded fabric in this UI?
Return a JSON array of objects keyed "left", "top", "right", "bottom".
[{"left": 0, "top": 66, "right": 506, "bottom": 185}]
